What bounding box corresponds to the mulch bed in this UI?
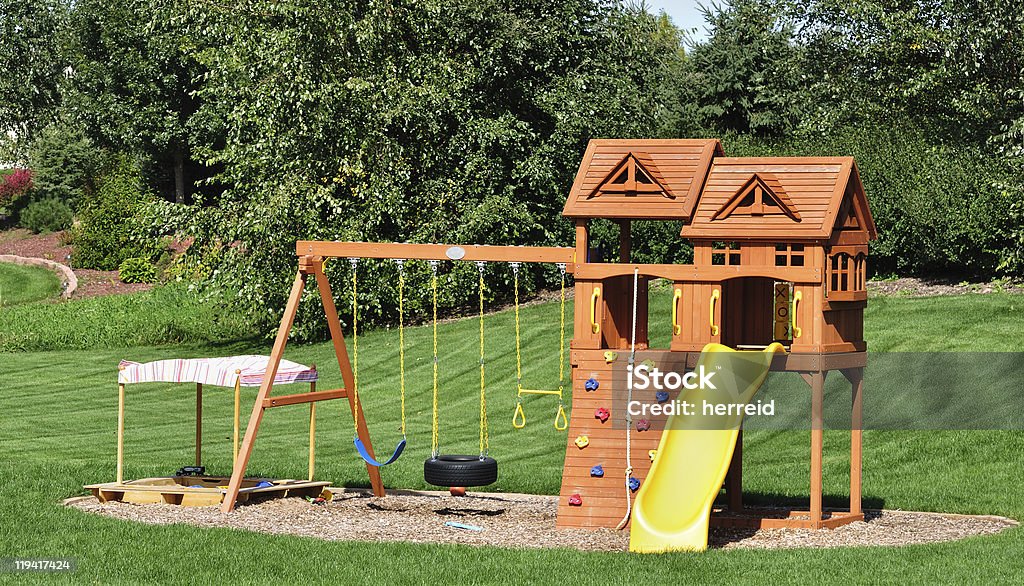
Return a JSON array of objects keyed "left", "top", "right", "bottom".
[
  {"left": 0, "top": 229, "right": 151, "bottom": 298},
  {"left": 67, "top": 490, "right": 1016, "bottom": 552}
]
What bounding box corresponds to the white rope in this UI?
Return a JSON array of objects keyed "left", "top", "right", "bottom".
[{"left": 616, "top": 267, "right": 640, "bottom": 530}]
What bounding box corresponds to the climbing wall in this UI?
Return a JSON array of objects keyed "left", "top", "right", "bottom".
[{"left": 556, "top": 350, "right": 690, "bottom": 529}]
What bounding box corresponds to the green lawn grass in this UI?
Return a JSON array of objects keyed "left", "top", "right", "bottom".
[
  {"left": 2, "top": 287, "right": 1024, "bottom": 583},
  {"left": 0, "top": 262, "right": 61, "bottom": 307}
]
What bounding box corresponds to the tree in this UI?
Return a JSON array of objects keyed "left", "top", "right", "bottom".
[
  {"left": 0, "top": 0, "right": 69, "bottom": 157},
  {"left": 676, "top": 0, "right": 807, "bottom": 137},
  {"left": 177, "top": 0, "right": 687, "bottom": 338},
  {"left": 62, "top": 0, "right": 213, "bottom": 203}
]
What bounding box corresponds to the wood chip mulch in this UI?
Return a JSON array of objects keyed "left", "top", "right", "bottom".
[{"left": 67, "top": 491, "right": 1016, "bottom": 552}]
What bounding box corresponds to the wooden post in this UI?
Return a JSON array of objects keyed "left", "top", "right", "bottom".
[
  {"left": 308, "top": 380, "right": 317, "bottom": 481},
  {"left": 232, "top": 372, "right": 241, "bottom": 467},
  {"left": 574, "top": 220, "right": 588, "bottom": 263},
  {"left": 727, "top": 429, "right": 743, "bottom": 511},
  {"left": 222, "top": 270, "right": 308, "bottom": 513},
  {"left": 846, "top": 367, "right": 864, "bottom": 516},
  {"left": 195, "top": 383, "right": 203, "bottom": 467},
  {"left": 116, "top": 381, "right": 125, "bottom": 484},
  {"left": 313, "top": 262, "right": 385, "bottom": 496},
  {"left": 806, "top": 371, "right": 825, "bottom": 528}
]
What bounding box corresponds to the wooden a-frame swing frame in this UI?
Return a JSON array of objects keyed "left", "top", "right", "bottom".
[{"left": 222, "top": 242, "right": 576, "bottom": 513}]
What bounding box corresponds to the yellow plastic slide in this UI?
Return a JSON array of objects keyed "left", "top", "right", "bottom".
[{"left": 629, "top": 342, "right": 785, "bottom": 553}]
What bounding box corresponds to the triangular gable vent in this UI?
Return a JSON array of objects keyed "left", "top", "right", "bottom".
[
  {"left": 586, "top": 152, "right": 675, "bottom": 199},
  {"left": 842, "top": 205, "right": 860, "bottom": 229},
  {"left": 712, "top": 173, "right": 801, "bottom": 221}
]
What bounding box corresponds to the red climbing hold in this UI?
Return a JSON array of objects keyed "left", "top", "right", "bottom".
[
  {"left": 568, "top": 493, "right": 583, "bottom": 506},
  {"left": 595, "top": 407, "right": 610, "bottom": 422}
]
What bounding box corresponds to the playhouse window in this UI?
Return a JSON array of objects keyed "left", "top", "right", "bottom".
[
  {"left": 774, "top": 244, "right": 805, "bottom": 267},
  {"left": 712, "top": 241, "right": 741, "bottom": 265},
  {"left": 828, "top": 252, "right": 866, "bottom": 294}
]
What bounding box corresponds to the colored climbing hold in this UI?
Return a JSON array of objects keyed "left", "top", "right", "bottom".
[
  {"left": 575, "top": 435, "right": 590, "bottom": 449},
  {"left": 604, "top": 351, "right": 618, "bottom": 363},
  {"left": 648, "top": 449, "right": 657, "bottom": 462},
  {"left": 641, "top": 359, "right": 656, "bottom": 370},
  {"left": 636, "top": 419, "right": 650, "bottom": 432},
  {"left": 590, "top": 465, "right": 605, "bottom": 477},
  {"left": 655, "top": 390, "right": 670, "bottom": 403},
  {"left": 568, "top": 493, "right": 583, "bottom": 506},
  {"left": 628, "top": 477, "right": 641, "bottom": 492},
  {"left": 585, "top": 377, "right": 600, "bottom": 392},
  {"left": 255, "top": 481, "right": 274, "bottom": 488},
  {"left": 595, "top": 407, "right": 610, "bottom": 422}
]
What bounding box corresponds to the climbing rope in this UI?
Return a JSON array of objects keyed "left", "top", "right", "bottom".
[
  {"left": 477, "top": 261, "right": 489, "bottom": 457},
  {"left": 616, "top": 267, "right": 640, "bottom": 530},
  {"left": 429, "top": 260, "right": 440, "bottom": 459}
]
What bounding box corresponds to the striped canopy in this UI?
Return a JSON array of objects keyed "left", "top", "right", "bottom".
[{"left": 118, "top": 355, "right": 318, "bottom": 388}]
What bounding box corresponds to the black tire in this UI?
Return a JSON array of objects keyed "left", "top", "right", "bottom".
[{"left": 424, "top": 455, "right": 498, "bottom": 487}]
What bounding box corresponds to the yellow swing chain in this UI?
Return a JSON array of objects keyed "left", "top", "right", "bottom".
[
  {"left": 554, "top": 263, "right": 568, "bottom": 431},
  {"left": 349, "top": 258, "right": 360, "bottom": 438},
  {"left": 476, "top": 261, "right": 489, "bottom": 457},
  {"left": 429, "top": 260, "right": 440, "bottom": 459},
  {"left": 511, "top": 263, "right": 526, "bottom": 429},
  {"left": 396, "top": 259, "right": 407, "bottom": 438}
]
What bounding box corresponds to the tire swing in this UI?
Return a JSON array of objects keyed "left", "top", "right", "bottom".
[{"left": 423, "top": 260, "right": 498, "bottom": 487}]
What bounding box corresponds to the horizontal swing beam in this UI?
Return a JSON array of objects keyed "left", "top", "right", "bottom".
[
  {"left": 296, "top": 241, "right": 576, "bottom": 266},
  {"left": 262, "top": 389, "right": 346, "bottom": 408}
]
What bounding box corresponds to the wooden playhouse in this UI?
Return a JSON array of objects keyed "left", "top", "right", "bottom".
[{"left": 556, "top": 139, "right": 875, "bottom": 530}]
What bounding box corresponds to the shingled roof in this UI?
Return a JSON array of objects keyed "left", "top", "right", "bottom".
[
  {"left": 562, "top": 139, "right": 722, "bottom": 220},
  {"left": 680, "top": 157, "right": 877, "bottom": 241}
]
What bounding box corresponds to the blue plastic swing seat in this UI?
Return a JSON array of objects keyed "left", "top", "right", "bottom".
[{"left": 354, "top": 436, "right": 407, "bottom": 467}]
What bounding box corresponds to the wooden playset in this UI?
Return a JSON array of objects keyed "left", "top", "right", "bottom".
[{"left": 93, "top": 138, "right": 876, "bottom": 550}]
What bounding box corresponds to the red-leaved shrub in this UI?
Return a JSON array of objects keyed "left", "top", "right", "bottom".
[{"left": 0, "top": 169, "right": 33, "bottom": 205}]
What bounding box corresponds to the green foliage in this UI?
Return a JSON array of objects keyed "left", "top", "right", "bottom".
[
  {"left": 27, "top": 124, "right": 109, "bottom": 208},
  {"left": 69, "top": 158, "right": 163, "bottom": 270},
  {"left": 676, "top": 0, "right": 806, "bottom": 137},
  {"left": 18, "top": 196, "right": 73, "bottom": 234},
  {"left": 175, "top": 0, "right": 686, "bottom": 340},
  {"left": 63, "top": 0, "right": 215, "bottom": 202},
  {"left": 0, "top": 0, "right": 69, "bottom": 148},
  {"left": 0, "top": 262, "right": 61, "bottom": 306},
  {"left": 117, "top": 257, "right": 158, "bottom": 284}
]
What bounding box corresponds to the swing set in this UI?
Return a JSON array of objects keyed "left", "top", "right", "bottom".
[{"left": 219, "top": 242, "right": 575, "bottom": 513}]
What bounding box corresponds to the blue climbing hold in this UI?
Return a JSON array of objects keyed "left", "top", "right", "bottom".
[
  {"left": 628, "top": 477, "right": 641, "bottom": 492},
  {"left": 254, "top": 481, "right": 274, "bottom": 488},
  {"left": 585, "top": 377, "right": 600, "bottom": 392},
  {"left": 655, "top": 390, "right": 669, "bottom": 403},
  {"left": 590, "top": 465, "right": 604, "bottom": 477}
]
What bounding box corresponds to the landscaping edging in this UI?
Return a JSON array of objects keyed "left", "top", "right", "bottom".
[{"left": 0, "top": 254, "right": 77, "bottom": 299}]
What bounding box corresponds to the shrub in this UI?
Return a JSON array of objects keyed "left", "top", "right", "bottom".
[
  {"left": 70, "top": 157, "right": 164, "bottom": 270},
  {"left": 27, "top": 125, "right": 109, "bottom": 209},
  {"left": 118, "top": 257, "right": 158, "bottom": 283},
  {"left": 19, "top": 197, "right": 73, "bottom": 233},
  {"left": 0, "top": 169, "right": 33, "bottom": 207}
]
